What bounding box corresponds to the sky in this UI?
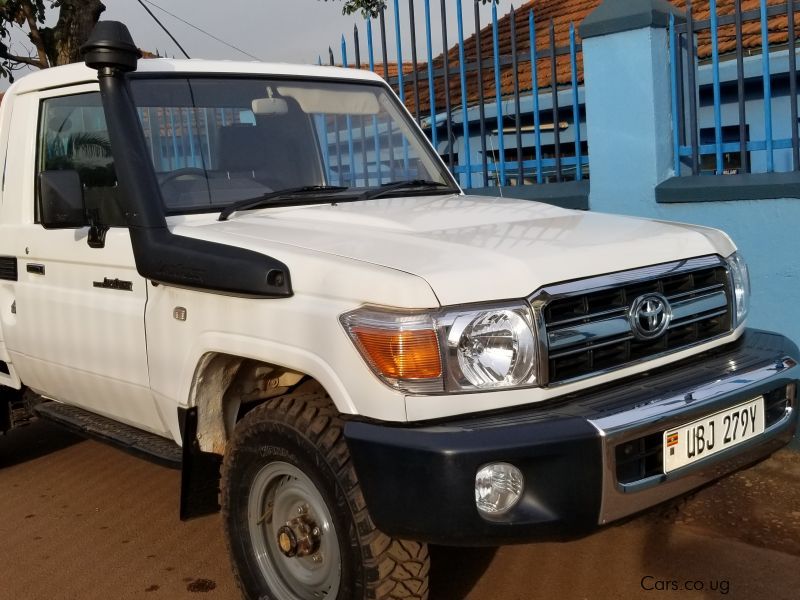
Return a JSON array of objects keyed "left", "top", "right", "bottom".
[{"left": 1, "top": 0, "right": 499, "bottom": 89}]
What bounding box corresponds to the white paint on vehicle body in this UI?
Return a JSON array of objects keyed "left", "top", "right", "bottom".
[
  {"left": 172, "top": 195, "right": 736, "bottom": 307},
  {"left": 144, "top": 265, "right": 432, "bottom": 440},
  {"left": 5, "top": 59, "right": 384, "bottom": 98}
]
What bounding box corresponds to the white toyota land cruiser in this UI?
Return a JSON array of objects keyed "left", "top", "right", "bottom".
[{"left": 0, "top": 22, "right": 796, "bottom": 600}]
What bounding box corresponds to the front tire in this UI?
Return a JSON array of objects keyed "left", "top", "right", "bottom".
[{"left": 221, "top": 383, "right": 429, "bottom": 600}]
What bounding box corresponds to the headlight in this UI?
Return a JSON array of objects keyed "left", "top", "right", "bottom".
[
  {"left": 341, "top": 302, "right": 539, "bottom": 394},
  {"left": 445, "top": 307, "right": 537, "bottom": 390},
  {"left": 726, "top": 252, "right": 750, "bottom": 327}
]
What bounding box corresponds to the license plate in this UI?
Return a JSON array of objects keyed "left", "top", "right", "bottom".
[{"left": 663, "top": 397, "right": 765, "bottom": 473}]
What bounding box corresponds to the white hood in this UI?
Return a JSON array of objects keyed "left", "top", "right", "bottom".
[{"left": 172, "top": 194, "right": 736, "bottom": 306}]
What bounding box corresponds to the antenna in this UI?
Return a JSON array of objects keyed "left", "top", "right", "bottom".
[
  {"left": 135, "top": 0, "right": 191, "bottom": 59},
  {"left": 142, "top": 0, "right": 262, "bottom": 61}
]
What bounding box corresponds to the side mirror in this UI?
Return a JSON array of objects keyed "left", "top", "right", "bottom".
[{"left": 40, "top": 170, "right": 86, "bottom": 228}]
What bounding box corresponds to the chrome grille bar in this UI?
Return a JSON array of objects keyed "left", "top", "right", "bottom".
[{"left": 531, "top": 256, "right": 734, "bottom": 386}]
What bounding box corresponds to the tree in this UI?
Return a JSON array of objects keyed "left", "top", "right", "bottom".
[
  {"left": 319, "top": 0, "right": 385, "bottom": 18},
  {"left": 321, "top": 0, "right": 497, "bottom": 19},
  {"left": 0, "top": 0, "right": 105, "bottom": 82}
]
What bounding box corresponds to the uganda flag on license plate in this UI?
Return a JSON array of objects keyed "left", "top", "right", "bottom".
[{"left": 667, "top": 433, "right": 679, "bottom": 447}]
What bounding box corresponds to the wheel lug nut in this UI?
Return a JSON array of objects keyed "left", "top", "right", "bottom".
[
  {"left": 312, "top": 527, "right": 321, "bottom": 536},
  {"left": 312, "top": 554, "right": 322, "bottom": 563}
]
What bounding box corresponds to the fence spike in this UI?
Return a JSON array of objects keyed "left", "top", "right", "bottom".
[
  {"left": 569, "top": 21, "right": 582, "bottom": 181},
  {"left": 549, "top": 17, "right": 562, "bottom": 182},
  {"left": 441, "top": 0, "right": 455, "bottom": 169},
  {"left": 408, "top": 0, "right": 422, "bottom": 124},
  {"left": 530, "top": 8, "right": 543, "bottom": 184},
  {"left": 511, "top": 5, "right": 524, "bottom": 185},
  {"left": 457, "top": 0, "right": 473, "bottom": 187},
  {"left": 424, "top": 0, "right": 438, "bottom": 150},
  {"left": 760, "top": 0, "right": 774, "bottom": 173},
  {"left": 710, "top": 0, "right": 724, "bottom": 175},
  {"left": 492, "top": 1, "right": 506, "bottom": 186},
  {"left": 475, "top": 0, "right": 489, "bottom": 186}
]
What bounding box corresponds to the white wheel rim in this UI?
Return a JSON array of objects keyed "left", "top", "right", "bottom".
[{"left": 247, "top": 461, "right": 341, "bottom": 600}]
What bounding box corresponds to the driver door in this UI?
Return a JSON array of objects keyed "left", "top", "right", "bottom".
[{"left": 2, "top": 88, "right": 167, "bottom": 436}]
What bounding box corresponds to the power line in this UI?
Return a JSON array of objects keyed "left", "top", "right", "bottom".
[
  {"left": 135, "top": 0, "right": 191, "bottom": 58},
  {"left": 141, "top": 0, "right": 262, "bottom": 61}
]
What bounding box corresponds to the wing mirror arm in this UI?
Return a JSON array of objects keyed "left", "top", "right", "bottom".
[{"left": 87, "top": 209, "right": 109, "bottom": 249}]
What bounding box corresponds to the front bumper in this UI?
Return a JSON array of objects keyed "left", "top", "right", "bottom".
[{"left": 344, "top": 330, "right": 799, "bottom": 545}]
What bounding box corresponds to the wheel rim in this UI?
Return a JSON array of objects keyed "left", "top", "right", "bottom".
[{"left": 247, "top": 461, "right": 341, "bottom": 600}]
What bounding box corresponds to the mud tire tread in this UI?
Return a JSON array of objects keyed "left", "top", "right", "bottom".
[{"left": 221, "top": 382, "right": 429, "bottom": 600}]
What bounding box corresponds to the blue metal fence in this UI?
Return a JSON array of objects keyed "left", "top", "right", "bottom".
[
  {"left": 325, "top": 1, "right": 587, "bottom": 189},
  {"left": 670, "top": 0, "right": 800, "bottom": 176}
]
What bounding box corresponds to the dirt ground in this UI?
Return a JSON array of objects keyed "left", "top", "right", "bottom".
[{"left": 0, "top": 420, "right": 798, "bottom": 600}]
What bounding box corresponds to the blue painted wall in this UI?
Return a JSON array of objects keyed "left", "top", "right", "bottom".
[
  {"left": 583, "top": 26, "right": 800, "bottom": 346},
  {"left": 607, "top": 198, "right": 799, "bottom": 348}
]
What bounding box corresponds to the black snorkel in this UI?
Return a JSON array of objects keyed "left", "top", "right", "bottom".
[{"left": 81, "top": 21, "right": 292, "bottom": 298}]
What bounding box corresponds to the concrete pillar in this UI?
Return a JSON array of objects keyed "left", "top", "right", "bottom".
[{"left": 580, "top": 0, "right": 683, "bottom": 213}]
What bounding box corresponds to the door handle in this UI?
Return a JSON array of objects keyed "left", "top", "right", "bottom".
[{"left": 26, "top": 264, "right": 45, "bottom": 275}]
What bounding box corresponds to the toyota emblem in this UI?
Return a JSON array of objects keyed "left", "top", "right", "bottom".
[{"left": 628, "top": 293, "right": 672, "bottom": 340}]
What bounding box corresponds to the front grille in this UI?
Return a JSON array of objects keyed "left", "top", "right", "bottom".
[
  {"left": 616, "top": 432, "right": 663, "bottom": 484},
  {"left": 543, "top": 261, "right": 732, "bottom": 385}
]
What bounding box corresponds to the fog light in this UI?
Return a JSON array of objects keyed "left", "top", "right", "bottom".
[{"left": 475, "top": 463, "right": 524, "bottom": 515}]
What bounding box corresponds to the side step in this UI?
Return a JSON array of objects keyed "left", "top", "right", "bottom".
[{"left": 34, "top": 401, "right": 182, "bottom": 469}]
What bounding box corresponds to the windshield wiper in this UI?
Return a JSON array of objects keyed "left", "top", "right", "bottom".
[
  {"left": 359, "top": 179, "right": 456, "bottom": 200},
  {"left": 218, "top": 185, "right": 350, "bottom": 221}
]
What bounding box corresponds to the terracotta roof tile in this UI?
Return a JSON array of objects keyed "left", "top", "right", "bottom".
[
  {"left": 684, "top": 0, "right": 799, "bottom": 59},
  {"left": 387, "top": 0, "right": 797, "bottom": 116},
  {"left": 367, "top": 62, "right": 418, "bottom": 78}
]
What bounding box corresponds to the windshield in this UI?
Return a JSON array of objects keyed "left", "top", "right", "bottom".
[{"left": 129, "top": 77, "right": 457, "bottom": 214}]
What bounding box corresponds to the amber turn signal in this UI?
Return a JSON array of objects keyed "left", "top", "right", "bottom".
[{"left": 351, "top": 326, "right": 442, "bottom": 380}]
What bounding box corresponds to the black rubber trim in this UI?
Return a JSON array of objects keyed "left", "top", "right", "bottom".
[
  {"left": 33, "top": 400, "right": 182, "bottom": 468},
  {"left": 0, "top": 390, "right": 11, "bottom": 432},
  {"left": 468, "top": 181, "right": 589, "bottom": 210},
  {"left": 177, "top": 407, "right": 223, "bottom": 520},
  {"left": 581, "top": 0, "right": 684, "bottom": 40},
  {"left": 129, "top": 228, "right": 291, "bottom": 298},
  {"left": 344, "top": 329, "right": 798, "bottom": 546},
  {"left": 345, "top": 415, "right": 602, "bottom": 546},
  {"left": 0, "top": 256, "right": 17, "bottom": 281},
  {"left": 656, "top": 172, "right": 800, "bottom": 203}
]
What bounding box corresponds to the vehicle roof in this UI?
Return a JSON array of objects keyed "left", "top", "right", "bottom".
[{"left": 6, "top": 58, "right": 386, "bottom": 96}]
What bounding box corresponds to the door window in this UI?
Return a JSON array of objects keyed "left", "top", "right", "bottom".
[{"left": 37, "top": 93, "right": 126, "bottom": 227}]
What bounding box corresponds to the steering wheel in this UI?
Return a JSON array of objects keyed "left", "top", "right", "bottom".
[{"left": 159, "top": 167, "right": 208, "bottom": 185}]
